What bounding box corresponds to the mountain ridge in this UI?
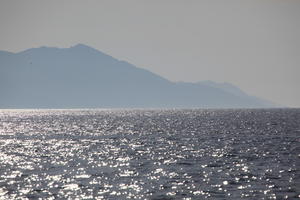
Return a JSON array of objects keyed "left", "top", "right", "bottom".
[{"left": 0, "top": 44, "right": 276, "bottom": 108}]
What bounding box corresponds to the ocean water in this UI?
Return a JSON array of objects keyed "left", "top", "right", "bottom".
[{"left": 0, "top": 109, "right": 299, "bottom": 199}]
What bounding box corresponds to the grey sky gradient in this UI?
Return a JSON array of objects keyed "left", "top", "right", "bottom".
[{"left": 0, "top": 0, "right": 299, "bottom": 107}]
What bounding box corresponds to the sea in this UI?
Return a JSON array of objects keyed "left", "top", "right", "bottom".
[{"left": 0, "top": 109, "right": 299, "bottom": 199}]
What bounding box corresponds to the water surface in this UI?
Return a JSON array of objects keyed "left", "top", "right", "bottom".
[{"left": 0, "top": 109, "right": 299, "bottom": 199}]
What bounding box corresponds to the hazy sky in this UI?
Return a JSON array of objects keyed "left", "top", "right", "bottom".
[{"left": 0, "top": 0, "right": 299, "bottom": 107}]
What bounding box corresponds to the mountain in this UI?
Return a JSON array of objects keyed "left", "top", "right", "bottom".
[
  {"left": 197, "top": 80, "right": 277, "bottom": 107},
  {"left": 0, "top": 44, "right": 275, "bottom": 108}
]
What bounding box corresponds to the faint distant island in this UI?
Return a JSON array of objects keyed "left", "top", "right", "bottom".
[{"left": 0, "top": 44, "right": 276, "bottom": 109}]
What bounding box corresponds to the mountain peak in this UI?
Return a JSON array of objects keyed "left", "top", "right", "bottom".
[
  {"left": 69, "top": 44, "right": 113, "bottom": 59},
  {"left": 72, "top": 43, "right": 93, "bottom": 49},
  {"left": 70, "top": 44, "right": 102, "bottom": 53}
]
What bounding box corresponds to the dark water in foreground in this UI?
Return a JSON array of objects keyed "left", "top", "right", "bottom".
[{"left": 0, "top": 109, "right": 299, "bottom": 199}]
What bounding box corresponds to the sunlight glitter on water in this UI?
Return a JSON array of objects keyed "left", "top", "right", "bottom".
[{"left": 0, "top": 109, "right": 299, "bottom": 199}]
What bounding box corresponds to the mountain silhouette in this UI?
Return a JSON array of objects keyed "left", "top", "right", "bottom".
[{"left": 0, "top": 44, "right": 275, "bottom": 108}]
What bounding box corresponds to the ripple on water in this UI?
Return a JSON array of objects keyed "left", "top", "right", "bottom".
[{"left": 0, "top": 109, "right": 299, "bottom": 199}]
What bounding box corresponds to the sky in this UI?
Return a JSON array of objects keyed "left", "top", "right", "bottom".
[{"left": 0, "top": 0, "right": 299, "bottom": 107}]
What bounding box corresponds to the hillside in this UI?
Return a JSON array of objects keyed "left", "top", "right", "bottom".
[{"left": 0, "top": 44, "right": 275, "bottom": 108}]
